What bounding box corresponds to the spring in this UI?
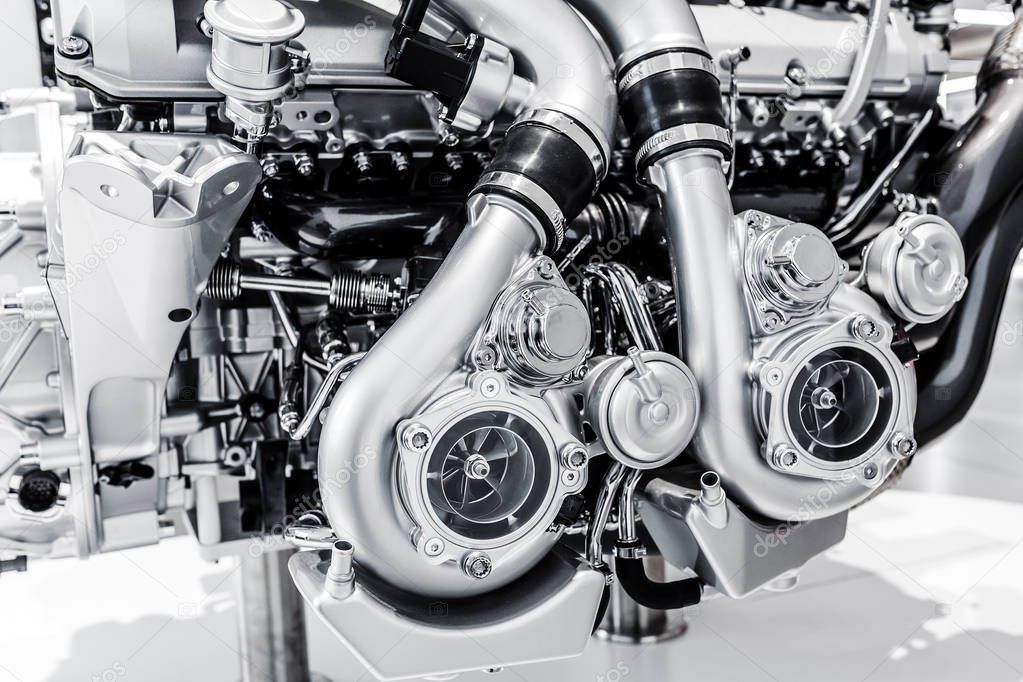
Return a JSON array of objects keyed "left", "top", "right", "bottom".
[
  {"left": 329, "top": 271, "right": 397, "bottom": 312},
  {"left": 205, "top": 260, "right": 242, "bottom": 300}
]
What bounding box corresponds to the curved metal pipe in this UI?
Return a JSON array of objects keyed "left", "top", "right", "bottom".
[
  {"left": 573, "top": 0, "right": 873, "bottom": 521},
  {"left": 437, "top": 0, "right": 617, "bottom": 150},
  {"left": 828, "top": 0, "right": 890, "bottom": 137},
  {"left": 318, "top": 200, "right": 540, "bottom": 598},
  {"left": 565, "top": 0, "right": 708, "bottom": 71},
  {"left": 913, "top": 19, "right": 1023, "bottom": 443},
  {"left": 318, "top": 0, "right": 615, "bottom": 598}
]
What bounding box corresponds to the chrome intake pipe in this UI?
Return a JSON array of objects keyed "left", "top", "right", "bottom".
[
  {"left": 570, "top": 0, "right": 873, "bottom": 521},
  {"left": 316, "top": 0, "right": 615, "bottom": 598}
]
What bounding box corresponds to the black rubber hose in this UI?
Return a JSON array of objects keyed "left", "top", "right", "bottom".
[{"left": 614, "top": 541, "right": 703, "bottom": 610}]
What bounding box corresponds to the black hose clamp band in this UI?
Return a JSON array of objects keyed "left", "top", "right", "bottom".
[
  {"left": 473, "top": 170, "right": 567, "bottom": 250},
  {"left": 619, "top": 51, "right": 717, "bottom": 94},
  {"left": 635, "top": 122, "right": 732, "bottom": 170},
  {"left": 510, "top": 108, "right": 608, "bottom": 182}
]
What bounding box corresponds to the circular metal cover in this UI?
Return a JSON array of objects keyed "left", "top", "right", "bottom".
[
  {"left": 763, "top": 223, "right": 842, "bottom": 308},
  {"left": 864, "top": 214, "right": 967, "bottom": 324},
  {"left": 204, "top": 0, "right": 305, "bottom": 43},
  {"left": 499, "top": 283, "right": 591, "bottom": 383},
  {"left": 586, "top": 351, "right": 700, "bottom": 469}
]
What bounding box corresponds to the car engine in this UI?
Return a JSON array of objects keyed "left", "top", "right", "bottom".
[{"left": 0, "top": 0, "right": 1017, "bottom": 678}]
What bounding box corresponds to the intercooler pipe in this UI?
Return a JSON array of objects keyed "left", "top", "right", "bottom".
[
  {"left": 316, "top": 0, "right": 616, "bottom": 597},
  {"left": 569, "top": 0, "right": 874, "bottom": 520},
  {"left": 913, "top": 12, "right": 1023, "bottom": 445}
]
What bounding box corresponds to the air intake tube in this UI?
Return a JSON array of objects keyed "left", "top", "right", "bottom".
[
  {"left": 913, "top": 12, "right": 1023, "bottom": 444},
  {"left": 315, "top": 0, "right": 615, "bottom": 598}
]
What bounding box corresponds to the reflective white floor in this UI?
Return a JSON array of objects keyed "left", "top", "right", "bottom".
[{"left": 1, "top": 487, "right": 1021, "bottom": 682}]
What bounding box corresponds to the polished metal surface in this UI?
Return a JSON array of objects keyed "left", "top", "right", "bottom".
[
  {"left": 863, "top": 212, "right": 968, "bottom": 324},
  {"left": 584, "top": 350, "right": 700, "bottom": 470},
  {"left": 0, "top": 0, "right": 1003, "bottom": 679}
]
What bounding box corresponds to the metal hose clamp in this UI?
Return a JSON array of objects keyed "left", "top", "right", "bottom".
[{"left": 619, "top": 51, "right": 717, "bottom": 94}]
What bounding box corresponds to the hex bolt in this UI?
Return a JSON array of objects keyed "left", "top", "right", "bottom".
[
  {"left": 562, "top": 445, "right": 588, "bottom": 470},
  {"left": 259, "top": 155, "right": 279, "bottom": 178},
  {"left": 352, "top": 151, "right": 373, "bottom": 176},
  {"left": 561, "top": 469, "right": 581, "bottom": 486},
  {"left": 401, "top": 424, "right": 431, "bottom": 452},
  {"left": 390, "top": 150, "right": 410, "bottom": 174},
  {"left": 863, "top": 463, "right": 879, "bottom": 480},
  {"left": 462, "top": 551, "right": 493, "bottom": 579},
  {"left": 423, "top": 537, "right": 445, "bottom": 557},
  {"left": 852, "top": 315, "right": 882, "bottom": 342},
  {"left": 773, "top": 446, "right": 799, "bottom": 470},
  {"left": 889, "top": 433, "right": 918, "bottom": 459},
  {"left": 536, "top": 258, "right": 557, "bottom": 280},
  {"left": 294, "top": 153, "right": 315, "bottom": 177},
  {"left": 60, "top": 35, "right": 89, "bottom": 58},
  {"left": 786, "top": 64, "right": 808, "bottom": 85}
]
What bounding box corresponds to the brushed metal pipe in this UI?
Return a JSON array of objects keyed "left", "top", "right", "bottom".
[
  {"left": 317, "top": 0, "right": 616, "bottom": 598},
  {"left": 566, "top": 0, "right": 708, "bottom": 71},
  {"left": 318, "top": 199, "right": 541, "bottom": 597}
]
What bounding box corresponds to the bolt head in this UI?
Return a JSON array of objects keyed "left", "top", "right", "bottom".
[
  {"left": 60, "top": 35, "right": 89, "bottom": 57},
  {"left": 423, "top": 537, "right": 445, "bottom": 557},
  {"left": 765, "top": 367, "right": 784, "bottom": 387},
  {"left": 480, "top": 377, "right": 501, "bottom": 397},
  {"left": 773, "top": 446, "right": 799, "bottom": 469},
  {"left": 474, "top": 346, "right": 497, "bottom": 368},
  {"left": 536, "top": 258, "right": 557, "bottom": 280},
  {"left": 462, "top": 552, "right": 493, "bottom": 579},
  {"left": 563, "top": 446, "right": 588, "bottom": 470},
  {"left": 852, "top": 316, "right": 882, "bottom": 342},
  {"left": 401, "top": 424, "right": 431, "bottom": 452},
  {"left": 890, "top": 433, "right": 918, "bottom": 459},
  {"left": 260, "top": 156, "right": 279, "bottom": 178},
  {"left": 561, "top": 470, "right": 581, "bottom": 486}
]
